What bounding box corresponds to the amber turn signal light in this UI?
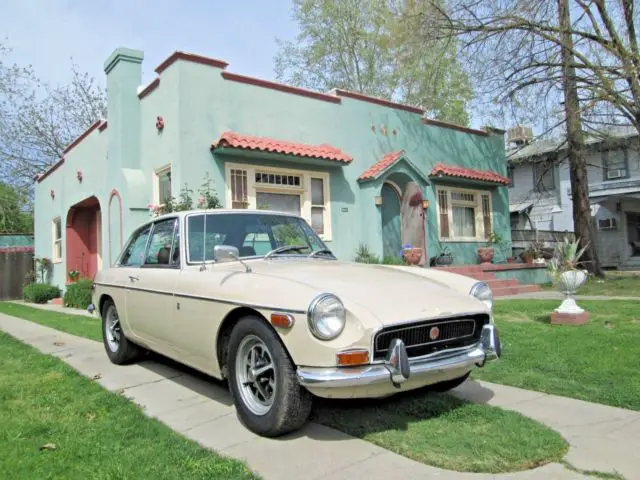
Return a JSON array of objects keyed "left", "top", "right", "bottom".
[
  {"left": 336, "top": 350, "right": 369, "bottom": 366},
  {"left": 270, "top": 313, "right": 294, "bottom": 328}
]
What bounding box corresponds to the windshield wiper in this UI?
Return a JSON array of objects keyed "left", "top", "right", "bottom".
[
  {"left": 308, "top": 249, "right": 335, "bottom": 259},
  {"left": 264, "top": 244, "right": 308, "bottom": 259}
]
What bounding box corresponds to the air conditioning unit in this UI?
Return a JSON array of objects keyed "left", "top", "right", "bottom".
[{"left": 607, "top": 169, "right": 626, "bottom": 179}]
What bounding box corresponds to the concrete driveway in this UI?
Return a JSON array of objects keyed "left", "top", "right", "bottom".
[{"left": 1, "top": 313, "right": 638, "bottom": 480}]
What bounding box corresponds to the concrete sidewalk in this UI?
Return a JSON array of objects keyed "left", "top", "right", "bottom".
[
  {"left": 497, "top": 291, "right": 640, "bottom": 301},
  {"left": 2, "top": 315, "right": 638, "bottom": 480}
]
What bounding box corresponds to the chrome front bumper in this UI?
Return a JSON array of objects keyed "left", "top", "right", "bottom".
[{"left": 297, "top": 324, "right": 501, "bottom": 389}]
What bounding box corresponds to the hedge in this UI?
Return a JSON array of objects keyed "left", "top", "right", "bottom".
[
  {"left": 63, "top": 279, "right": 93, "bottom": 309},
  {"left": 23, "top": 283, "right": 61, "bottom": 304}
]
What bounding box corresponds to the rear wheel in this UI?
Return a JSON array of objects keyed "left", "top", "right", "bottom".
[
  {"left": 227, "top": 316, "right": 312, "bottom": 437},
  {"left": 427, "top": 371, "right": 471, "bottom": 392},
  {"left": 101, "top": 300, "right": 141, "bottom": 365}
]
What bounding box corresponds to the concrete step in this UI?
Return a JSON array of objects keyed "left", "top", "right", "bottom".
[
  {"left": 486, "top": 278, "right": 519, "bottom": 290},
  {"left": 493, "top": 284, "right": 542, "bottom": 297}
]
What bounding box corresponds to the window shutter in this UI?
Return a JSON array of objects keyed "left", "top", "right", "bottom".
[
  {"left": 481, "top": 193, "right": 491, "bottom": 238},
  {"left": 438, "top": 190, "right": 450, "bottom": 238}
]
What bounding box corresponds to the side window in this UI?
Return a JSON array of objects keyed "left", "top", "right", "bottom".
[
  {"left": 144, "top": 218, "right": 178, "bottom": 267},
  {"left": 120, "top": 225, "right": 152, "bottom": 266}
]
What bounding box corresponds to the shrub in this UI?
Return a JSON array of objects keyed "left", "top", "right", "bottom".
[
  {"left": 23, "top": 283, "right": 61, "bottom": 304},
  {"left": 63, "top": 279, "right": 93, "bottom": 309},
  {"left": 354, "top": 244, "right": 379, "bottom": 264}
]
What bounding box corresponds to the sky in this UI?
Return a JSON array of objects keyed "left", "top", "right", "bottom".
[{"left": 0, "top": 0, "right": 298, "bottom": 89}]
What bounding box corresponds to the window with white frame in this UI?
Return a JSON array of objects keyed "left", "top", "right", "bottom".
[
  {"left": 533, "top": 161, "right": 555, "bottom": 192},
  {"left": 603, "top": 148, "right": 628, "bottom": 180},
  {"left": 225, "top": 163, "right": 332, "bottom": 240},
  {"left": 154, "top": 165, "right": 172, "bottom": 206},
  {"left": 52, "top": 217, "right": 62, "bottom": 262},
  {"left": 436, "top": 186, "right": 492, "bottom": 241}
]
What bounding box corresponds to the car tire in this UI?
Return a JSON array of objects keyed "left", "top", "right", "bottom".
[
  {"left": 101, "top": 299, "right": 141, "bottom": 365},
  {"left": 227, "top": 315, "right": 312, "bottom": 437},
  {"left": 427, "top": 371, "right": 471, "bottom": 392}
]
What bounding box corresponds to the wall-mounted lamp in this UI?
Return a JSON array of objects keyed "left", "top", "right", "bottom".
[
  {"left": 374, "top": 196, "right": 383, "bottom": 206},
  {"left": 422, "top": 199, "right": 430, "bottom": 209},
  {"left": 50, "top": 189, "right": 55, "bottom": 199}
]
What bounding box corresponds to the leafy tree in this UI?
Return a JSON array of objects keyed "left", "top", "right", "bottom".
[
  {"left": 274, "top": 0, "right": 473, "bottom": 125},
  {"left": 0, "top": 181, "right": 33, "bottom": 233},
  {"left": 0, "top": 39, "right": 106, "bottom": 190}
]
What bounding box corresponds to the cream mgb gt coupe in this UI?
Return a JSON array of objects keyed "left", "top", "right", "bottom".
[{"left": 93, "top": 209, "right": 501, "bottom": 437}]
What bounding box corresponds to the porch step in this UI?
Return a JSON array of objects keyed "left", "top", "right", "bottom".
[
  {"left": 486, "top": 278, "right": 519, "bottom": 290},
  {"left": 493, "top": 284, "right": 542, "bottom": 297}
]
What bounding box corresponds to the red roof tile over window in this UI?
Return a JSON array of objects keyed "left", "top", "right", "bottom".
[
  {"left": 211, "top": 132, "right": 352, "bottom": 164},
  {"left": 358, "top": 151, "right": 404, "bottom": 181},
  {"left": 430, "top": 163, "right": 510, "bottom": 185}
]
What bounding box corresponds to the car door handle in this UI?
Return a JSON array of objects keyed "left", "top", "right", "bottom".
[{"left": 128, "top": 275, "right": 139, "bottom": 282}]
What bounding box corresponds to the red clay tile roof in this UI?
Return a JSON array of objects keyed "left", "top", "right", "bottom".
[
  {"left": 358, "top": 151, "right": 404, "bottom": 181},
  {"left": 430, "top": 163, "right": 510, "bottom": 185},
  {"left": 211, "top": 132, "right": 353, "bottom": 164}
]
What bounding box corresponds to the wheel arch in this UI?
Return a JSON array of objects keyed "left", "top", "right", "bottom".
[
  {"left": 216, "top": 306, "right": 293, "bottom": 379},
  {"left": 98, "top": 293, "right": 114, "bottom": 317}
]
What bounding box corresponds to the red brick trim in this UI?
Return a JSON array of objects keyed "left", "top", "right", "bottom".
[
  {"left": 98, "top": 120, "right": 108, "bottom": 132},
  {"left": 155, "top": 51, "right": 229, "bottom": 74},
  {"left": 36, "top": 159, "right": 65, "bottom": 183},
  {"left": 62, "top": 119, "right": 103, "bottom": 155},
  {"left": 331, "top": 88, "right": 424, "bottom": 115},
  {"left": 421, "top": 118, "right": 489, "bottom": 137},
  {"left": 138, "top": 78, "right": 160, "bottom": 99},
  {"left": 221, "top": 71, "right": 341, "bottom": 104}
]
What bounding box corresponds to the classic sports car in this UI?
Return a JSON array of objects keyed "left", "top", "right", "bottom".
[{"left": 93, "top": 209, "right": 501, "bottom": 437}]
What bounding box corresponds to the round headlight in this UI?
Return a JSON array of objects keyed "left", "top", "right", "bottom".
[
  {"left": 470, "top": 282, "right": 493, "bottom": 311},
  {"left": 307, "top": 293, "right": 346, "bottom": 340}
]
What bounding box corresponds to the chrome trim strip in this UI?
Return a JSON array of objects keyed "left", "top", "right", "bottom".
[
  {"left": 374, "top": 318, "right": 477, "bottom": 353},
  {"left": 92, "top": 281, "right": 306, "bottom": 314}
]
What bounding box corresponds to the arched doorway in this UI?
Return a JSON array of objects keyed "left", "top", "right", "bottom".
[
  {"left": 66, "top": 196, "right": 102, "bottom": 281},
  {"left": 381, "top": 182, "right": 402, "bottom": 259}
]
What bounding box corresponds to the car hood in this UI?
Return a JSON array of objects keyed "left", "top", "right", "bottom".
[{"left": 248, "top": 259, "right": 488, "bottom": 327}]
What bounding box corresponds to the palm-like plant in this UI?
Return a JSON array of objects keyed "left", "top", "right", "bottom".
[{"left": 547, "top": 236, "right": 589, "bottom": 278}]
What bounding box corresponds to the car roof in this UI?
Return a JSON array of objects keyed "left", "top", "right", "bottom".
[{"left": 148, "top": 208, "right": 303, "bottom": 224}]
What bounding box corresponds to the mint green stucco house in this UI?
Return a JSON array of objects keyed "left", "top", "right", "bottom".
[{"left": 34, "top": 47, "right": 512, "bottom": 289}]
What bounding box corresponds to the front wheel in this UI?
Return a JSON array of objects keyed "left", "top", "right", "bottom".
[
  {"left": 227, "top": 316, "right": 312, "bottom": 437},
  {"left": 101, "top": 300, "right": 141, "bottom": 365}
]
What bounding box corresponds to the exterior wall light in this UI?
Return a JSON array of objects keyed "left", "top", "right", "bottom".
[{"left": 374, "top": 196, "right": 383, "bottom": 206}]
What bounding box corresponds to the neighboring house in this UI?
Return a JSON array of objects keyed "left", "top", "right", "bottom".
[
  {"left": 34, "top": 47, "right": 511, "bottom": 289},
  {"left": 506, "top": 125, "right": 640, "bottom": 268}
]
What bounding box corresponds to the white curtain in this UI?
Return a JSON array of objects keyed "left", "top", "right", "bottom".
[{"left": 453, "top": 206, "right": 476, "bottom": 237}]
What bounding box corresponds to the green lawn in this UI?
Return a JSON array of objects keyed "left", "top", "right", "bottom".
[
  {"left": 475, "top": 300, "right": 640, "bottom": 411},
  {"left": 0, "top": 331, "right": 258, "bottom": 480},
  {"left": 0, "top": 302, "right": 568, "bottom": 474},
  {"left": 313, "top": 391, "right": 567, "bottom": 473},
  {"left": 541, "top": 272, "right": 640, "bottom": 297},
  {"left": 0, "top": 302, "right": 101, "bottom": 341}
]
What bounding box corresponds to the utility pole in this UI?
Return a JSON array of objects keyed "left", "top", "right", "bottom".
[{"left": 558, "top": 0, "right": 602, "bottom": 276}]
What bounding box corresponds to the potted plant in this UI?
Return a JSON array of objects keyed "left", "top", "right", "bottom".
[
  {"left": 434, "top": 245, "right": 454, "bottom": 266},
  {"left": 547, "top": 236, "right": 590, "bottom": 321},
  {"left": 477, "top": 231, "right": 503, "bottom": 264},
  {"left": 68, "top": 270, "right": 80, "bottom": 283},
  {"left": 400, "top": 243, "right": 422, "bottom": 266}
]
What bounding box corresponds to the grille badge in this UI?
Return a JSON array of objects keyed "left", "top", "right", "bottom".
[{"left": 429, "top": 326, "right": 440, "bottom": 340}]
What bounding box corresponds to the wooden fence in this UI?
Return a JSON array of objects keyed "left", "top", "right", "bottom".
[{"left": 0, "top": 247, "right": 34, "bottom": 300}]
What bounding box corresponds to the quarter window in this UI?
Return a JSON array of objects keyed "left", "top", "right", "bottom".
[
  {"left": 120, "top": 225, "right": 152, "bottom": 266},
  {"left": 144, "top": 218, "right": 179, "bottom": 267}
]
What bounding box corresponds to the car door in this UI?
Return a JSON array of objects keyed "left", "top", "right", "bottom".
[
  {"left": 125, "top": 216, "right": 181, "bottom": 354},
  {"left": 113, "top": 223, "right": 153, "bottom": 338}
]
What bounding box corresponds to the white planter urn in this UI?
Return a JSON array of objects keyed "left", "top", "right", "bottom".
[{"left": 555, "top": 269, "right": 588, "bottom": 314}]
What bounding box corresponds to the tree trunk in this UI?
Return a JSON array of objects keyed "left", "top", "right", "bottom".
[{"left": 558, "top": 0, "right": 603, "bottom": 276}]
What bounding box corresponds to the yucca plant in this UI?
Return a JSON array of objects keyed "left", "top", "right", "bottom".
[{"left": 547, "top": 236, "right": 589, "bottom": 278}]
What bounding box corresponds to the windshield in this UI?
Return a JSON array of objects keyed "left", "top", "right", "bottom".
[{"left": 186, "top": 212, "right": 330, "bottom": 262}]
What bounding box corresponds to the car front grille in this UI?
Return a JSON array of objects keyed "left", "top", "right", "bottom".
[{"left": 373, "top": 314, "right": 489, "bottom": 360}]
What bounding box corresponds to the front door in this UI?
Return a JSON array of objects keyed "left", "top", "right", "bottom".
[{"left": 381, "top": 183, "right": 402, "bottom": 259}]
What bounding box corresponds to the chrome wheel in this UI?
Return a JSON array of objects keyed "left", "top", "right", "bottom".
[
  {"left": 235, "top": 334, "right": 277, "bottom": 416},
  {"left": 105, "top": 305, "right": 121, "bottom": 353}
]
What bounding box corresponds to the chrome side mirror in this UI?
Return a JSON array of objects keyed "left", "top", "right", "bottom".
[{"left": 213, "top": 245, "right": 240, "bottom": 263}]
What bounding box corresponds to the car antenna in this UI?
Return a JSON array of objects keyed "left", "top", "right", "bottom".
[{"left": 200, "top": 206, "right": 208, "bottom": 271}]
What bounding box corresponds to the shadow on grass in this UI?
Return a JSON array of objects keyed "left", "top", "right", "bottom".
[{"left": 534, "top": 314, "right": 551, "bottom": 324}]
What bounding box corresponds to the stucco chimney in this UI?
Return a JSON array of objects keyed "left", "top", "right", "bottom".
[{"left": 104, "top": 47, "right": 144, "bottom": 169}]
